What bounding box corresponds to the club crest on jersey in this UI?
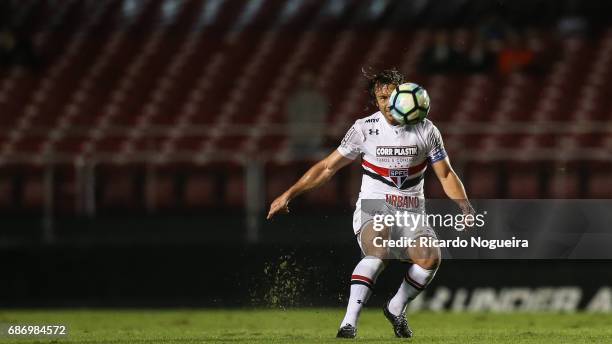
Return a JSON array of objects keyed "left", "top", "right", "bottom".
[
  {"left": 376, "top": 146, "right": 418, "bottom": 157},
  {"left": 389, "top": 169, "right": 411, "bottom": 188}
]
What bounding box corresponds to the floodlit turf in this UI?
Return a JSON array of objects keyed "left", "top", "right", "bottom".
[{"left": 1, "top": 309, "right": 611, "bottom": 343}]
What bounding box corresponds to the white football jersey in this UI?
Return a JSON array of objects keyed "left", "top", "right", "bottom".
[{"left": 337, "top": 111, "right": 447, "bottom": 206}]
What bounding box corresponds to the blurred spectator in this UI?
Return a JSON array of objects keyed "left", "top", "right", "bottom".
[
  {"left": 557, "top": 17, "right": 587, "bottom": 38},
  {"left": 463, "top": 36, "right": 496, "bottom": 74},
  {"left": 285, "top": 73, "right": 328, "bottom": 157},
  {"left": 0, "top": 26, "right": 16, "bottom": 66},
  {"left": 557, "top": 1, "right": 588, "bottom": 38},
  {"left": 478, "top": 14, "right": 508, "bottom": 42},
  {"left": 0, "top": 25, "right": 39, "bottom": 71},
  {"left": 451, "top": 28, "right": 470, "bottom": 62},
  {"left": 497, "top": 31, "right": 535, "bottom": 75},
  {"left": 420, "top": 30, "right": 462, "bottom": 74},
  {"left": 523, "top": 28, "right": 555, "bottom": 75}
]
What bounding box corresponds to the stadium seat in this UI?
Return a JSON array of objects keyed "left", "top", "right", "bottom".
[
  {"left": 225, "top": 173, "right": 245, "bottom": 208},
  {"left": 22, "top": 174, "right": 45, "bottom": 210},
  {"left": 346, "top": 163, "right": 363, "bottom": 204},
  {"left": 549, "top": 172, "right": 580, "bottom": 199},
  {"left": 1, "top": 0, "right": 612, "bottom": 212},
  {"left": 424, "top": 173, "right": 446, "bottom": 199},
  {"left": 507, "top": 165, "right": 541, "bottom": 199},
  {"left": 98, "top": 166, "right": 141, "bottom": 210},
  {"left": 303, "top": 176, "right": 339, "bottom": 207},
  {"left": 184, "top": 174, "right": 216, "bottom": 208},
  {"left": 53, "top": 167, "right": 79, "bottom": 214},
  {"left": 465, "top": 163, "right": 499, "bottom": 198},
  {"left": 146, "top": 174, "right": 176, "bottom": 210},
  {"left": 264, "top": 163, "right": 301, "bottom": 204},
  {"left": 587, "top": 172, "right": 612, "bottom": 199}
]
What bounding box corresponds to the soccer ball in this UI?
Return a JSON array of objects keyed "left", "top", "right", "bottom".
[{"left": 388, "top": 83, "right": 430, "bottom": 125}]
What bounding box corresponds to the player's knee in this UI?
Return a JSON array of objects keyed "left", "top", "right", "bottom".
[
  {"left": 416, "top": 256, "right": 440, "bottom": 270},
  {"left": 412, "top": 246, "right": 441, "bottom": 270},
  {"left": 367, "top": 248, "right": 390, "bottom": 261}
]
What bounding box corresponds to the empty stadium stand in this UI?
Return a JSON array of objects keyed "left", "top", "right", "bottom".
[{"left": 0, "top": 0, "right": 610, "bottom": 213}]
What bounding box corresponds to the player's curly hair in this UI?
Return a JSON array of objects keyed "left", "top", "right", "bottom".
[{"left": 363, "top": 68, "right": 405, "bottom": 104}]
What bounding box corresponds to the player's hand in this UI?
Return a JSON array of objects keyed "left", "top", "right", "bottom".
[
  {"left": 458, "top": 200, "right": 476, "bottom": 230},
  {"left": 460, "top": 201, "right": 475, "bottom": 216},
  {"left": 267, "top": 193, "right": 291, "bottom": 220}
]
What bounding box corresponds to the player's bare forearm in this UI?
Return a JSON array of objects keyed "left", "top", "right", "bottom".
[
  {"left": 285, "top": 161, "right": 334, "bottom": 199},
  {"left": 432, "top": 157, "right": 473, "bottom": 213},
  {"left": 441, "top": 172, "right": 473, "bottom": 213},
  {"left": 267, "top": 150, "right": 352, "bottom": 219}
]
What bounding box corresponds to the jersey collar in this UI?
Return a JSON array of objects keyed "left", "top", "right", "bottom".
[{"left": 378, "top": 111, "right": 407, "bottom": 134}]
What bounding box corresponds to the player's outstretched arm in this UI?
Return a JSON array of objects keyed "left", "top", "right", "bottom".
[
  {"left": 266, "top": 150, "right": 353, "bottom": 220},
  {"left": 431, "top": 157, "right": 474, "bottom": 214}
]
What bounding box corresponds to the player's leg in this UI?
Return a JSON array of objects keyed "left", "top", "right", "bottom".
[
  {"left": 337, "top": 222, "right": 389, "bottom": 338},
  {"left": 389, "top": 238, "right": 440, "bottom": 313},
  {"left": 384, "top": 235, "right": 440, "bottom": 337}
]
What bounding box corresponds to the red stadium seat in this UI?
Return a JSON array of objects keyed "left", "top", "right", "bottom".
[
  {"left": 184, "top": 175, "right": 216, "bottom": 208},
  {"left": 22, "top": 174, "right": 44, "bottom": 209},
  {"left": 507, "top": 168, "right": 540, "bottom": 199},
  {"left": 100, "top": 174, "right": 136, "bottom": 209},
  {"left": 146, "top": 175, "right": 176, "bottom": 210},
  {"left": 465, "top": 164, "right": 498, "bottom": 199},
  {"left": 225, "top": 173, "right": 245, "bottom": 208},
  {"left": 265, "top": 175, "right": 294, "bottom": 205},
  {"left": 424, "top": 173, "right": 446, "bottom": 199},
  {"left": 1, "top": 0, "right": 612, "bottom": 213},
  {"left": 54, "top": 166, "right": 78, "bottom": 214},
  {"left": 549, "top": 172, "right": 580, "bottom": 199},
  {"left": 346, "top": 163, "right": 363, "bottom": 204},
  {"left": 265, "top": 164, "right": 300, "bottom": 204},
  {"left": 303, "top": 177, "right": 339, "bottom": 206},
  {"left": 588, "top": 172, "right": 612, "bottom": 199}
]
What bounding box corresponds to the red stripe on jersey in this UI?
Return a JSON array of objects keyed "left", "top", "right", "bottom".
[
  {"left": 361, "top": 159, "right": 390, "bottom": 176},
  {"left": 361, "top": 159, "right": 427, "bottom": 177},
  {"left": 351, "top": 274, "right": 374, "bottom": 285}
]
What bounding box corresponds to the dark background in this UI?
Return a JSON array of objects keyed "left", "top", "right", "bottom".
[{"left": 3, "top": 243, "right": 611, "bottom": 308}]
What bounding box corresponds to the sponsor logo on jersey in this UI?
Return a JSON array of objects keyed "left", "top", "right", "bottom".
[
  {"left": 386, "top": 194, "right": 420, "bottom": 208},
  {"left": 376, "top": 146, "right": 418, "bottom": 157},
  {"left": 369, "top": 129, "right": 379, "bottom": 135},
  {"left": 364, "top": 118, "right": 380, "bottom": 123}
]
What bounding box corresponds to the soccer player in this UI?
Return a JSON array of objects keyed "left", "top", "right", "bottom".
[{"left": 267, "top": 69, "right": 474, "bottom": 338}]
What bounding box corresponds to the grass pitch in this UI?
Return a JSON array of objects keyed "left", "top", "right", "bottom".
[{"left": 1, "top": 309, "right": 611, "bottom": 344}]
